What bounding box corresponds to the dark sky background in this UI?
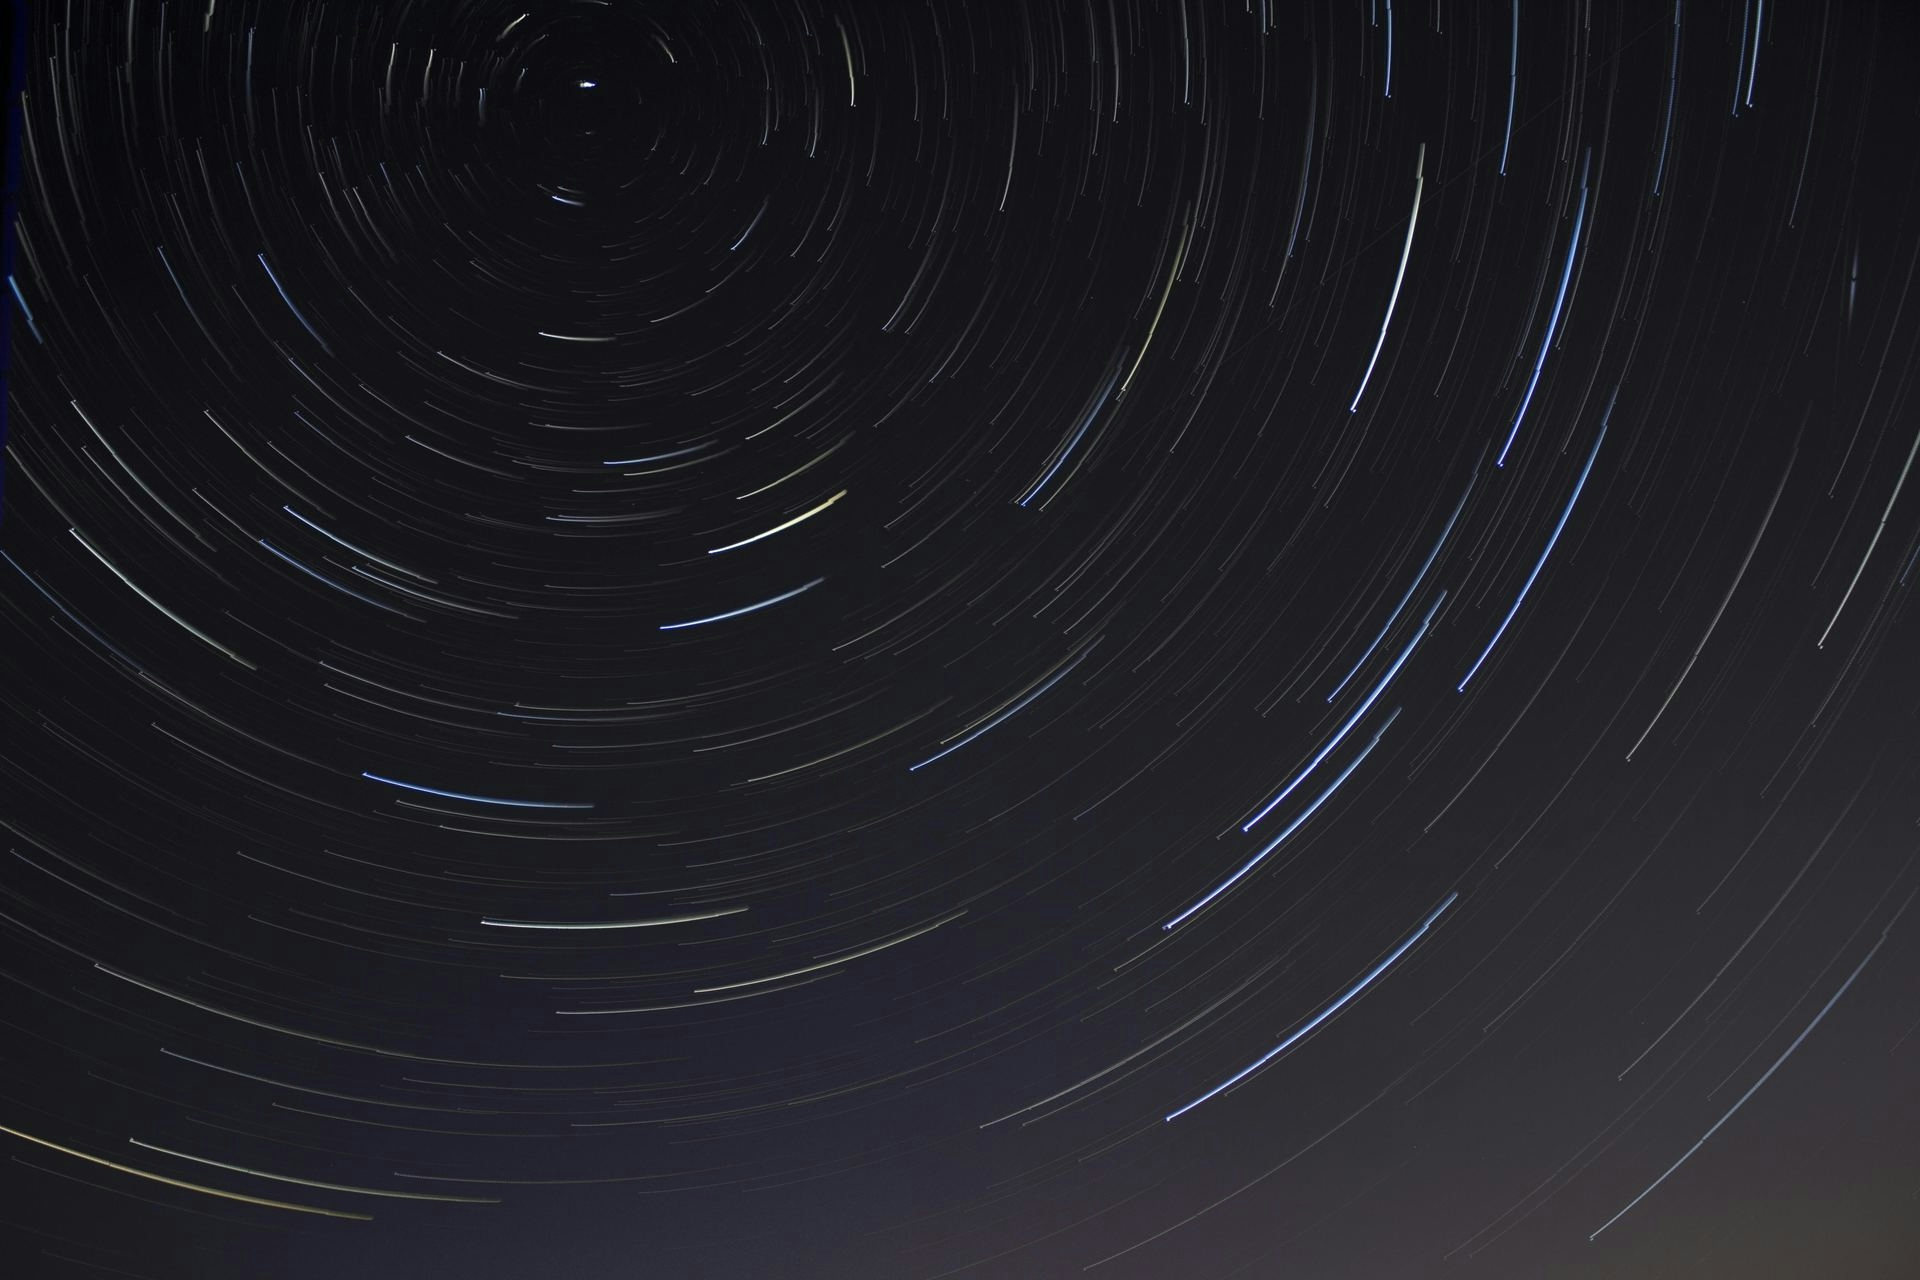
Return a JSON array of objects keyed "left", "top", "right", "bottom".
[{"left": 2, "top": 1, "right": 1918, "bottom": 1277}]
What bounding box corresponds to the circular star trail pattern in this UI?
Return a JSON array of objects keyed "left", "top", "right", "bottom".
[{"left": 3, "top": 2, "right": 1919, "bottom": 1277}]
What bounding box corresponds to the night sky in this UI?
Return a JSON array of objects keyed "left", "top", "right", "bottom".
[{"left": 3, "top": 1, "right": 1918, "bottom": 1277}]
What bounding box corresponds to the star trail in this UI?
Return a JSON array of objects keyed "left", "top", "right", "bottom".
[{"left": 1, "top": 1, "right": 1918, "bottom": 1277}]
